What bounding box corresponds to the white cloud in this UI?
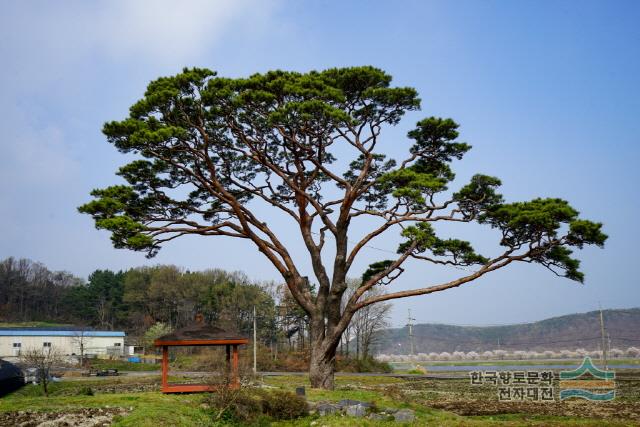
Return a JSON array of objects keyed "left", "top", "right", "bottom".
[
  {"left": 94, "top": 0, "right": 273, "bottom": 63},
  {"left": 0, "top": 0, "right": 278, "bottom": 84}
]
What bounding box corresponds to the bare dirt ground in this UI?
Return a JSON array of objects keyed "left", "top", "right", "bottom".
[
  {"left": 375, "top": 371, "right": 640, "bottom": 422},
  {"left": 428, "top": 399, "right": 640, "bottom": 420},
  {"left": 0, "top": 408, "right": 128, "bottom": 427}
]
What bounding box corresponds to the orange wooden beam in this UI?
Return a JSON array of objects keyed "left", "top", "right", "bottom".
[
  {"left": 161, "top": 346, "right": 168, "bottom": 389},
  {"left": 232, "top": 344, "right": 239, "bottom": 387},
  {"left": 164, "top": 384, "right": 214, "bottom": 393},
  {"left": 155, "top": 339, "right": 248, "bottom": 346}
]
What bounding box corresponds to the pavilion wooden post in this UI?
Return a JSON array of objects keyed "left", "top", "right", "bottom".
[
  {"left": 232, "top": 344, "right": 239, "bottom": 388},
  {"left": 225, "top": 344, "right": 231, "bottom": 382},
  {"left": 161, "top": 345, "right": 168, "bottom": 389}
]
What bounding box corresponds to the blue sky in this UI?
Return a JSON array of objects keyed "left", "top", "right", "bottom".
[{"left": 1, "top": 0, "right": 638, "bottom": 327}]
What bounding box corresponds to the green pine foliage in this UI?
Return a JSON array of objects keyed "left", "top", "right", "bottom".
[{"left": 79, "top": 66, "right": 606, "bottom": 287}]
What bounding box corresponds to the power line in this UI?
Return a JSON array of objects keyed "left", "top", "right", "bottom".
[{"left": 600, "top": 305, "right": 608, "bottom": 370}]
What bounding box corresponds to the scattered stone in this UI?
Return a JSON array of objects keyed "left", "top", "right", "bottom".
[
  {"left": 257, "top": 383, "right": 277, "bottom": 389},
  {"left": 368, "top": 412, "right": 390, "bottom": 421},
  {"left": 316, "top": 403, "right": 340, "bottom": 416},
  {"left": 393, "top": 408, "right": 416, "bottom": 423},
  {"left": 296, "top": 386, "right": 306, "bottom": 396},
  {"left": 345, "top": 404, "right": 367, "bottom": 417},
  {"left": 338, "top": 399, "right": 372, "bottom": 408}
]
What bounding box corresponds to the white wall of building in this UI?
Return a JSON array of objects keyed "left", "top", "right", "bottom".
[{"left": 0, "top": 334, "right": 125, "bottom": 358}]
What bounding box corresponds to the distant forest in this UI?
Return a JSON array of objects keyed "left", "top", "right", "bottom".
[
  {"left": 0, "top": 257, "right": 295, "bottom": 344},
  {"left": 0, "top": 257, "right": 389, "bottom": 361}
]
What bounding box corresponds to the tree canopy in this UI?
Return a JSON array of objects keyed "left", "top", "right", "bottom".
[{"left": 78, "top": 66, "right": 606, "bottom": 388}]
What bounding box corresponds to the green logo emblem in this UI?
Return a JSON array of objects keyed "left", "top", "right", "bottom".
[{"left": 559, "top": 357, "right": 615, "bottom": 401}]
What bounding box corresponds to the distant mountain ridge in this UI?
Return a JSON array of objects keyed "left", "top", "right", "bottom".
[{"left": 375, "top": 308, "right": 640, "bottom": 354}]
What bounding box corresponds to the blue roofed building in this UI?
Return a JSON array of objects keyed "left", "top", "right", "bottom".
[{"left": 0, "top": 327, "right": 126, "bottom": 358}]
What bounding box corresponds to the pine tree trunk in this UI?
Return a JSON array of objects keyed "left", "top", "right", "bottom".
[
  {"left": 308, "top": 311, "right": 339, "bottom": 390},
  {"left": 309, "top": 342, "right": 336, "bottom": 389}
]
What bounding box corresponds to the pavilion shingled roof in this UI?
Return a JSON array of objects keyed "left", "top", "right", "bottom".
[{"left": 155, "top": 323, "right": 247, "bottom": 343}]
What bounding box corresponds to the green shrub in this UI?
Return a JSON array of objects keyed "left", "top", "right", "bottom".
[
  {"left": 337, "top": 356, "right": 393, "bottom": 373},
  {"left": 205, "top": 388, "right": 308, "bottom": 423},
  {"left": 205, "top": 387, "right": 263, "bottom": 423},
  {"left": 259, "top": 389, "right": 308, "bottom": 420}
]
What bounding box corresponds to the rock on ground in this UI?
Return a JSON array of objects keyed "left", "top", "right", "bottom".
[
  {"left": 345, "top": 404, "right": 367, "bottom": 417},
  {"left": 0, "top": 408, "right": 128, "bottom": 427},
  {"left": 393, "top": 408, "right": 416, "bottom": 423},
  {"left": 316, "top": 403, "right": 341, "bottom": 416},
  {"left": 338, "top": 399, "right": 373, "bottom": 408},
  {"left": 368, "top": 412, "right": 391, "bottom": 421}
]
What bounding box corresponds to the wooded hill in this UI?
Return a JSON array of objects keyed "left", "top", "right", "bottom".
[
  {"left": 376, "top": 308, "right": 640, "bottom": 354},
  {"left": 0, "top": 257, "right": 300, "bottom": 345}
]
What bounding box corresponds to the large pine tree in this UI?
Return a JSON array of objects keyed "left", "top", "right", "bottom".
[{"left": 80, "top": 67, "right": 606, "bottom": 388}]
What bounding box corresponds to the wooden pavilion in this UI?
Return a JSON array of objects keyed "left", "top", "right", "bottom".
[{"left": 154, "top": 318, "right": 248, "bottom": 393}]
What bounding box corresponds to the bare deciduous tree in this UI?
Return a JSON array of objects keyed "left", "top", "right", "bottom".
[
  {"left": 71, "top": 326, "right": 91, "bottom": 367},
  {"left": 20, "top": 346, "right": 63, "bottom": 397},
  {"left": 340, "top": 279, "right": 391, "bottom": 360},
  {"left": 350, "top": 291, "right": 391, "bottom": 360}
]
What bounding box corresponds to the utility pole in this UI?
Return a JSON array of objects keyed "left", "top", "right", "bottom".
[
  {"left": 407, "top": 309, "right": 416, "bottom": 355},
  {"left": 599, "top": 306, "right": 608, "bottom": 370},
  {"left": 253, "top": 306, "right": 257, "bottom": 375}
]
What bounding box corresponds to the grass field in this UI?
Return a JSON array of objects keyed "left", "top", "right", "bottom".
[
  {"left": 0, "top": 321, "right": 72, "bottom": 328},
  {"left": 89, "top": 359, "right": 160, "bottom": 372},
  {"left": 1, "top": 371, "right": 639, "bottom": 426},
  {"left": 84, "top": 357, "right": 640, "bottom": 377}
]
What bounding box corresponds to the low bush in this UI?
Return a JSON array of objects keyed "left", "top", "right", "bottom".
[
  {"left": 205, "top": 387, "right": 308, "bottom": 423},
  {"left": 205, "top": 387, "right": 263, "bottom": 423},
  {"left": 337, "top": 356, "right": 393, "bottom": 373},
  {"left": 256, "top": 349, "right": 310, "bottom": 372},
  {"left": 258, "top": 389, "right": 308, "bottom": 420}
]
